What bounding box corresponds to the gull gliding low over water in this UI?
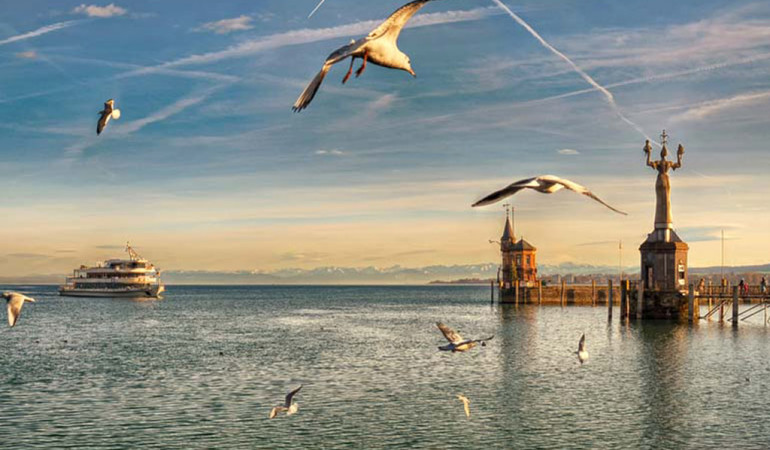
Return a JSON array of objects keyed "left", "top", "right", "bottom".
[
  {"left": 269, "top": 385, "right": 303, "bottom": 419},
  {"left": 576, "top": 333, "right": 589, "bottom": 364},
  {"left": 457, "top": 394, "right": 471, "bottom": 418},
  {"left": 472, "top": 175, "right": 627, "bottom": 215},
  {"left": 3, "top": 292, "right": 35, "bottom": 328},
  {"left": 292, "top": 0, "right": 436, "bottom": 112},
  {"left": 97, "top": 99, "right": 121, "bottom": 135},
  {"left": 436, "top": 322, "right": 494, "bottom": 352}
]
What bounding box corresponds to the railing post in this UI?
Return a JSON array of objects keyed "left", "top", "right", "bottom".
[
  {"left": 732, "top": 286, "right": 739, "bottom": 326},
  {"left": 607, "top": 279, "right": 613, "bottom": 320}
]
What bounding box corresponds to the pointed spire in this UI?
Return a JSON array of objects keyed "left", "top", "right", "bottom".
[{"left": 501, "top": 205, "right": 515, "bottom": 244}]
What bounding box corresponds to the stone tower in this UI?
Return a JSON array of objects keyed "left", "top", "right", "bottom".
[{"left": 499, "top": 208, "right": 538, "bottom": 292}]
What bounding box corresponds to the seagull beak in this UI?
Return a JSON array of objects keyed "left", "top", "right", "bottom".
[{"left": 408, "top": 68, "right": 416, "bottom": 77}]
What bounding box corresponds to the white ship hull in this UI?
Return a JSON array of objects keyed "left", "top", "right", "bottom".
[{"left": 59, "top": 285, "right": 165, "bottom": 298}]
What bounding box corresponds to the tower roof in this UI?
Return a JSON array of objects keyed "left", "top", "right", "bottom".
[
  {"left": 513, "top": 239, "right": 536, "bottom": 251},
  {"left": 501, "top": 215, "right": 514, "bottom": 242}
]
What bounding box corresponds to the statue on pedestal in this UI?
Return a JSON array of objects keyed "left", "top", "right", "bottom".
[{"left": 644, "top": 130, "right": 684, "bottom": 230}]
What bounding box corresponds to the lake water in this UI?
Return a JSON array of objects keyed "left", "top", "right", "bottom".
[{"left": 1, "top": 285, "right": 769, "bottom": 449}]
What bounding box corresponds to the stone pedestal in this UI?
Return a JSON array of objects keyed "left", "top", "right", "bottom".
[
  {"left": 640, "top": 229, "right": 689, "bottom": 292},
  {"left": 628, "top": 289, "right": 698, "bottom": 321}
]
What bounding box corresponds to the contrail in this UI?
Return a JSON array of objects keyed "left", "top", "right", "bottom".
[
  {"left": 308, "top": 0, "right": 327, "bottom": 18},
  {"left": 0, "top": 20, "right": 79, "bottom": 46},
  {"left": 489, "top": 0, "right": 656, "bottom": 144}
]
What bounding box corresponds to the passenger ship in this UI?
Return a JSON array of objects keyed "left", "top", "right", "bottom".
[{"left": 59, "top": 243, "right": 165, "bottom": 298}]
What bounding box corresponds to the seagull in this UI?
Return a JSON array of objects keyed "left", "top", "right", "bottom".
[
  {"left": 292, "top": 0, "right": 434, "bottom": 112},
  {"left": 576, "top": 333, "right": 589, "bottom": 364},
  {"left": 436, "top": 322, "right": 494, "bottom": 352},
  {"left": 97, "top": 99, "right": 121, "bottom": 135},
  {"left": 472, "top": 175, "right": 627, "bottom": 215},
  {"left": 269, "top": 385, "right": 303, "bottom": 419},
  {"left": 3, "top": 292, "right": 35, "bottom": 328},
  {"left": 456, "top": 394, "right": 471, "bottom": 418}
]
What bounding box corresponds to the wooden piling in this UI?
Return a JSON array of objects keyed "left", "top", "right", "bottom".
[
  {"left": 732, "top": 286, "right": 739, "bottom": 326},
  {"left": 637, "top": 281, "right": 644, "bottom": 319},
  {"left": 560, "top": 279, "right": 565, "bottom": 307},
  {"left": 620, "top": 280, "right": 628, "bottom": 321},
  {"left": 591, "top": 279, "right": 596, "bottom": 306},
  {"left": 607, "top": 280, "right": 613, "bottom": 320},
  {"left": 537, "top": 280, "right": 542, "bottom": 305},
  {"left": 688, "top": 283, "right": 695, "bottom": 323},
  {"left": 490, "top": 279, "right": 494, "bottom": 304},
  {"left": 514, "top": 282, "right": 519, "bottom": 305}
]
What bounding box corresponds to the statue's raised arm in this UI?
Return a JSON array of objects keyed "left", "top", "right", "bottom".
[
  {"left": 672, "top": 144, "right": 684, "bottom": 170},
  {"left": 644, "top": 139, "right": 657, "bottom": 169}
]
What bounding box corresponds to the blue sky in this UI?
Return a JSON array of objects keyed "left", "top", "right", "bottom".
[{"left": 1, "top": 0, "right": 769, "bottom": 276}]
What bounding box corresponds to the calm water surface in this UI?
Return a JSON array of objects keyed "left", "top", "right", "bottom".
[{"left": 1, "top": 285, "right": 769, "bottom": 449}]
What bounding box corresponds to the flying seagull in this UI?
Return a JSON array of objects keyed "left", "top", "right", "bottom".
[
  {"left": 456, "top": 394, "right": 471, "bottom": 418},
  {"left": 472, "top": 175, "right": 627, "bottom": 215},
  {"left": 3, "top": 292, "right": 35, "bottom": 328},
  {"left": 436, "top": 322, "right": 494, "bottom": 352},
  {"left": 292, "top": 0, "right": 434, "bottom": 112},
  {"left": 269, "top": 385, "right": 303, "bottom": 419},
  {"left": 576, "top": 333, "right": 589, "bottom": 364},
  {"left": 97, "top": 99, "right": 121, "bottom": 135}
]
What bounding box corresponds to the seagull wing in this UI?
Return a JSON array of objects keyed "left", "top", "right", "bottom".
[
  {"left": 292, "top": 41, "right": 363, "bottom": 112},
  {"left": 367, "top": 0, "right": 432, "bottom": 43},
  {"left": 284, "top": 385, "right": 303, "bottom": 407},
  {"left": 549, "top": 176, "right": 628, "bottom": 215},
  {"left": 472, "top": 177, "right": 539, "bottom": 207},
  {"left": 97, "top": 111, "right": 110, "bottom": 135},
  {"left": 578, "top": 333, "right": 586, "bottom": 352},
  {"left": 7, "top": 294, "right": 25, "bottom": 327},
  {"left": 436, "top": 322, "right": 464, "bottom": 344},
  {"left": 269, "top": 406, "right": 283, "bottom": 419}
]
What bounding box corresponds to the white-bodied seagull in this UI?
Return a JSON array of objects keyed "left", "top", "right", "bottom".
[
  {"left": 97, "top": 99, "right": 121, "bottom": 135},
  {"left": 292, "top": 0, "right": 436, "bottom": 112},
  {"left": 436, "top": 322, "right": 493, "bottom": 353},
  {"left": 3, "top": 292, "right": 35, "bottom": 328},
  {"left": 457, "top": 394, "right": 471, "bottom": 418},
  {"left": 576, "top": 333, "right": 589, "bottom": 364},
  {"left": 472, "top": 175, "right": 627, "bottom": 215},
  {"left": 269, "top": 385, "right": 303, "bottom": 419}
]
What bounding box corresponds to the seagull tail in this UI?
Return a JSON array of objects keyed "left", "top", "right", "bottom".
[{"left": 292, "top": 65, "right": 331, "bottom": 113}]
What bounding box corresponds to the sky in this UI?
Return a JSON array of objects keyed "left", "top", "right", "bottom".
[{"left": 0, "top": 0, "right": 769, "bottom": 277}]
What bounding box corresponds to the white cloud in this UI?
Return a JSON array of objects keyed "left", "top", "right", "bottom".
[
  {"left": 15, "top": 51, "right": 37, "bottom": 59},
  {"left": 557, "top": 149, "right": 580, "bottom": 155},
  {"left": 195, "top": 15, "right": 254, "bottom": 34},
  {"left": 72, "top": 3, "right": 127, "bottom": 18},
  {"left": 672, "top": 91, "right": 770, "bottom": 123},
  {"left": 0, "top": 21, "right": 78, "bottom": 46},
  {"left": 315, "top": 149, "right": 345, "bottom": 156},
  {"left": 121, "top": 6, "right": 499, "bottom": 76}
]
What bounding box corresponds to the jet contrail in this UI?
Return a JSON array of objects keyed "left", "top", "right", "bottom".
[
  {"left": 308, "top": 0, "right": 327, "bottom": 18},
  {"left": 0, "top": 20, "right": 79, "bottom": 46},
  {"left": 490, "top": 0, "right": 656, "bottom": 143}
]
